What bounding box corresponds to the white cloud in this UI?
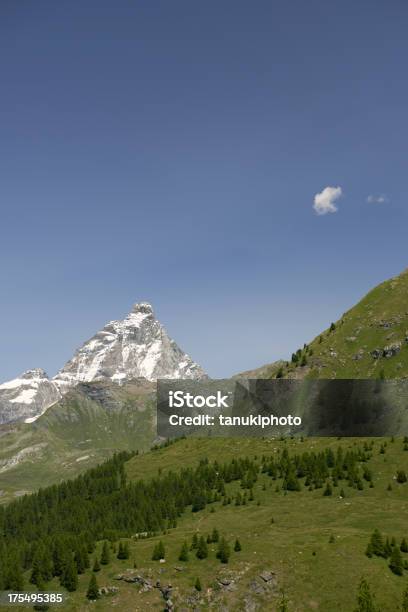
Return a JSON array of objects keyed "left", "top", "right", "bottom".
[
  {"left": 367, "top": 194, "right": 388, "bottom": 204},
  {"left": 313, "top": 186, "right": 342, "bottom": 215}
]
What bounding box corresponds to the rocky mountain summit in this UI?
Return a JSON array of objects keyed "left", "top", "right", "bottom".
[{"left": 0, "top": 303, "right": 206, "bottom": 424}]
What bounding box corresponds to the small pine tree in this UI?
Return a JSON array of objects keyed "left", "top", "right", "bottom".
[
  {"left": 234, "top": 538, "right": 242, "bottom": 552},
  {"left": 92, "top": 557, "right": 101, "bottom": 572},
  {"left": 60, "top": 558, "right": 78, "bottom": 592},
  {"left": 323, "top": 482, "right": 332, "bottom": 497},
  {"left": 329, "top": 534, "right": 335, "bottom": 544},
  {"left": 354, "top": 577, "right": 377, "bottom": 612},
  {"left": 211, "top": 528, "right": 219, "bottom": 543},
  {"left": 389, "top": 546, "right": 404, "bottom": 575},
  {"left": 191, "top": 533, "right": 199, "bottom": 549},
  {"left": 369, "top": 529, "right": 386, "bottom": 558},
  {"left": 196, "top": 536, "right": 208, "bottom": 560},
  {"left": 194, "top": 577, "right": 202, "bottom": 591},
  {"left": 86, "top": 573, "right": 99, "bottom": 600},
  {"left": 216, "top": 537, "right": 230, "bottom": 564},
  {"left": 100, "top": 541, "right": 110, "bottom": 565},
  {"left": 152, "top": 541, "right": 165, "bottom": 561},
  {"left": 330, "top": 322, "right": 336, "bottom": 332},
  {"left": 401, "top": 538, "right": 408, "bottom": 553},
  {"left": 397, "top": 470, "right": 407, "bottom": 483},
  {"left": 117, "top": 542, "right": 123, "bottom": 559},
  {"left": 117, "top": 541, "right": 129, "bottom": 560},
  {"left": 178, "top": 541, "right": 189, "bottom": 562}
]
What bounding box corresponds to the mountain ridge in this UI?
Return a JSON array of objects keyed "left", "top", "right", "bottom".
[{"left": 240, "top": 267, "right": 408, "bottom": 380}]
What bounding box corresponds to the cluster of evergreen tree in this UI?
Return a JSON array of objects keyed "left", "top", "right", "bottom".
[
  {"left": 0, "top": 451, "right": 256, "bottom": 589},
  {"left": 354, "top": 577, "right": 408, "bottom": 612},
  {"left": 261, "top": 444, "right": 372, "bottom": 492},
  {"left": 366, "top": 529, "right": 408, "bottom": 575},
  {"left": 0, "top": 441, "right": 377, "bottom": 592},
  {"left": 176, "top": 530, "right": 239, "bottom": 565}
]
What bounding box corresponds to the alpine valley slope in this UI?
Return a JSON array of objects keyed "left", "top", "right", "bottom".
[
  {"left": 0, "top": 379, "right": 156, "bottom": 503},
  {"left": 0, "top": 302, "right": 206, "bottom": 425}
]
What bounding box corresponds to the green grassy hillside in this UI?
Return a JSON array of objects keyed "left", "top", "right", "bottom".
[
  {"left": 241, "top": 267, "right": 408, "bottom": 380},
  {"left": 0, "top": 380, "right": 155, "bottom": 503},
  {"left": 5, "top": 436, "right": 408, "bottom": 612}
]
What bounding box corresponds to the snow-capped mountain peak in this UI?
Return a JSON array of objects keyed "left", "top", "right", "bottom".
[
  {"left": 0, "top": 302, "right": 206, "bottom": 424},
  {"left": 53, "top": 302, "right": 206, "bottom": 386}
]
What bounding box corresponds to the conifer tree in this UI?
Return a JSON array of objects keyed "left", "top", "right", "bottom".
[
  {"left": 60, "top": 557, "right": 78, "bottom": 592},
  {"left": 401, "top": 538, "right": 408, "bottom": 553},
  {"left": 389, "top": 546, "right": 404, "bottom": 576},
  {"left": 368, "top": 530, "right": 385, "bottom": 558},
  {"left": 323, "top": 482, "right": 332, "bottom": 496},
  {"left": 354, "top": 578, "right": 377, "bottom": 612},
  {"left": 100, "top": 541, "right": 110, "bottom": 565},
  {"left": 195, "top": 577, "right": 202, "bottom": 591},
  {"left": 74, "top": 547, "right": 86, "bottom": 574},
  {"left": 6, "top": 555, "right": 24, "bottom": 592},
  {"left": 211, "top": 528, "right": 219, "bottom": 543},
  {"left": 52, "top": 539, "right": 66, "bottom": 577},
  {"left": 216, "top": 538, "right": 230, "bottom": 564},
  {"left": 234, "top": 539, "right": 242, "bottom": 552},
  {"left": 123, "top": 542, "right": 130, "bottom": 559},
  {"left": 117, "top": 541, "right": 129, "bottom": 560},
  {"left": 196, "top": 536, "right": 208, "bottom": 560},
  {"left": 179, "top": 541, "right": 189, "bottom": 562},
  {"left": 86, "top": 573, "right": 99, "bottom": 600},
  {"left": 92, "top": 557, "right": 101, "bottom": 572},
  {"left": 191, "top": 534, "right": 199, "bottom": 549},
  {"left": 152, "top": 541, "right": 165, "bottom": 560}
]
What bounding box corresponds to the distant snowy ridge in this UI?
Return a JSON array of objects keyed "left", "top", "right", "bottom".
[
  {"left": 0, "top": 303, "right": 206, "bottom": 425},
  {"left": 0, "top": 369, "right": 61, "bottom": 424}
]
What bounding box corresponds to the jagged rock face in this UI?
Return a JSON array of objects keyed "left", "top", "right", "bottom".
[
  {"left": 0, "top": 303, "right": 206, "bottom": 424},
  {"left": 54, "top": 303, "right": 206, "bottom": 386},
  {"left": 0, "top": 369, "right": 61, "bottom": 425}
]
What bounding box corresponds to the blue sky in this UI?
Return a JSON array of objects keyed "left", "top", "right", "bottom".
[{"left": 1, "top": 0, "right": 407, "bottom": 380}]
